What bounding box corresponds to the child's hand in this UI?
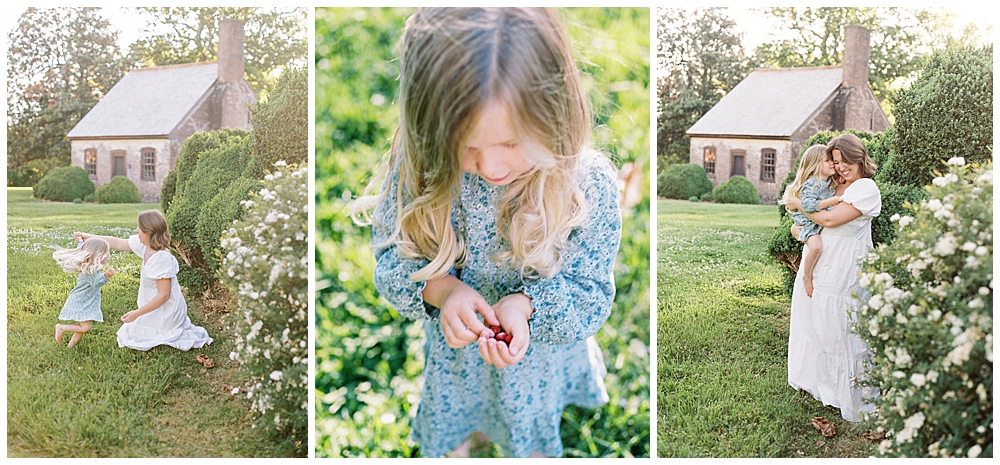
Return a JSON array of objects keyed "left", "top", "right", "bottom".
[
  {"left": 121, "top": 310, "right": 140, "bottom": 323},
  {"left": 438, "top": 282, "right": 498, "bottom": 349},
  {"left": 478, "top": 293, "right": 533, "bottom": 368},
  {"left": 105, "top": 267, "right": 116, "bottom": 279},
  {"left": 831, "top": 195, "right": 841, "bottom": 204}
]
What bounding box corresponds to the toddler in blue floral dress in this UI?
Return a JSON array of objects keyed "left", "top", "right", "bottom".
[
  {"left": 354, "top": 8, "right": 622, "bottom": 457},
  {"left": 781, "top": 144, "right": 842, "bottom": 297},
  {"left": 53, "top": 238, "right": 116, "bottom": 347}
]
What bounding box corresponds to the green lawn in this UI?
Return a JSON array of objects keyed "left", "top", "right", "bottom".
[
  {"left": 656, "top": 199, "right": 877, "bottom": 458},
  {"left": 6, "top": 188, "right": 288, "bottom": 457}
]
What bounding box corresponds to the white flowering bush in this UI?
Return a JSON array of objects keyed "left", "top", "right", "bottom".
[
  {"left": 854, "top": 159, "right": 993, "bottom": 458},
  {"left": 219, "top": 161, "right": 308, "bottom": 451}
]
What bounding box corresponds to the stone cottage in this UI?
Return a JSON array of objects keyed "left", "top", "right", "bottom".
[
  {"left": 686, "top": 25, "right": 890, "bottom": 203},
  {"left": 67, "top": 19, "right": 257, "bottom": 202}
]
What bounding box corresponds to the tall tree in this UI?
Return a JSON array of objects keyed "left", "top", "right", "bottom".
[
  {"left": 657, "top": 8, "right": 751, "bottom": 168},
  {"left": 753, "top": 7, "right": 965, "bottom": 105},
  {"left": 6, "top": 7, "right": 128, "bottom": 184},
  {"left": 127, "top": 7, "right": 308, "bottom": 96}
]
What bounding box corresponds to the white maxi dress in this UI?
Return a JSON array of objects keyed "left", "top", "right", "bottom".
[
  {"left": 787, "top": 177, "right": 881, "bottom": 422},
  {"left": 117, "top": 235, "right": 213, "bottom": 351}
]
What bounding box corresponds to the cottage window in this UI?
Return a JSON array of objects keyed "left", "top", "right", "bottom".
[
  {"left": 761, "top": 149, "right": 776, "bottom": 182},
  {"left": 141, "top": 148, "right": 156, "bottom": 180},
  {"left": 703, "top": 147, "right": 716, "bottom": 175},
  {"left": 85, "top": 149, "right": 97, "bottom": 176}
]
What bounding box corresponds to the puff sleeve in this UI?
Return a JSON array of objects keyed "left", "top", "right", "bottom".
[
  {"left": 128, "top": 235, "right": 146, "bottom": 258},
  {"left": 145, "top": 252, "right": 180, "bottom": 280},
  {"left": 521, "top": 156, "right": 622, "bottom": 345},
  {"left": 840, "top": 178, "right": 882, "bottom": 217},
  {"left": 370, "top": 167, "right": 441, "bottom": 321}
]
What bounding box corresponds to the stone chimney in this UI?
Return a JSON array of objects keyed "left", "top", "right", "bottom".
[
  {"left": 842, "top": 25, "right": 871, "bottom": 89},
  {"left": 218, "top": 19, "right": 246, "bottom": 83},
  {"left": 216, "top": 18, "right": 250, "bottom": 129}
]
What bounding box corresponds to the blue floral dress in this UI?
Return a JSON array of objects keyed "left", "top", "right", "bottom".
[
  {"left": 58, "top": 270, "right": 108, "bottom": 323},
  {"left": 371, "top": 150, "right": 622, "bottom": 457},
  {"left": 791, "top": 177, "right": 835, "bottom": 242}
]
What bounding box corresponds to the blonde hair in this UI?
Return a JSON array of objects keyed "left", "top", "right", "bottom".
[
  {"left": 783, "top": 144, "right": 835, "bottom": 202},
  {"left": 355, "top": 8, "right": 591, "bottom": 281},
  {"left": 53, "top": 238, "right": 109, "bottom": 276},
  {"left": 138, "top": 210, "right": 170, "bottom": 251}
]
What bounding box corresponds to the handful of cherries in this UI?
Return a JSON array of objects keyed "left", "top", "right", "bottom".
[{"left": 488, "top": 325, "right": 513, "bottom": 344}]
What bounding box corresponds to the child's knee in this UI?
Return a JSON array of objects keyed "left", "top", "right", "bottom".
[
  {"left": 808, "top": 237, "right": 822, "bottom": 254},
  {"left": 79, "top": 321, "right": 92, "bottom": 332}
]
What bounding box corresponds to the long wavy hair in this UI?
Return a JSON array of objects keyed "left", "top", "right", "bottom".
[
  {"left": 355, "top": 7, "right": 591, "bottom": 281},
  {"left": 783, "top": 144, "right": 836, "bottom": 202},
  {"left": 53, "top": 238, "right": 109, "bottom": 276}
]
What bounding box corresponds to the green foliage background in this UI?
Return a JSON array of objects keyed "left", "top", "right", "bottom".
[{"left": 314, "top": 7, "right": 650, "bottom": 458}]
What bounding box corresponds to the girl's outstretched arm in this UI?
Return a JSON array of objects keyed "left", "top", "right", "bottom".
[
  {"left": 522, "top": 161, "right": 622, "bottom": 345},
  {"left": 76, "top": 232, "right": 130, "bottom": 251}
]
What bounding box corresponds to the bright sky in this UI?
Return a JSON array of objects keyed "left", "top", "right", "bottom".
[{"left": 5, "top": 6, "right": 152, "bottom": 49}]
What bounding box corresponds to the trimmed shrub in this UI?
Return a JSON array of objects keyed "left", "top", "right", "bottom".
[
  {"left": 84, "top": 193, "right": 94, "bottom": 203},
  {"left": 196, "top": 176, "right": 262, "bottom": 272},
  {"left": 172, "top": 128, "right": 251, "bottom": 199},
  {"left": 32, "top": 166, "right": 94, "bottom": 202},
  {"left": 688, "top": 196, "right": 698, "bottom": 202},
  {"left": 73, "top": 198, "right": 82, "bottom": 204},
  {"left": 854, "top": 160, "right": 992, "bottom": 458},
  {"left": 96, "top": 176, "right": 142, "bottom": 204},
  {"left": 160, "top": 170, "right": 178, "bottom": 212},
  {"left": 250, "top": 66, "right": 308, "bottom": 173},
  {"left": 712, "top": 175, "right": 759, "bottom": 204},
  {"left": 657, "top": 163, "right": 712, "bottom": 199},
  {"left": 219, "top": 163, "right": 308, "bottom": 455},
  {"left": 167, "top": 135, "right": 253, "bottom": 259},
  {"left": 699, "top": 191, "right": 712, "bottom": 202},
  {"left": 890, "top": 45, "right": 993, "bottom": 188}
]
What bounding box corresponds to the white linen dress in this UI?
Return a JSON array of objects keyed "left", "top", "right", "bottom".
[
  {"left": 787, "top": 177, "right": 881, "bottom": 422},
  {"left": 117, "top": 235, "right": 213, "bottom": 351}
]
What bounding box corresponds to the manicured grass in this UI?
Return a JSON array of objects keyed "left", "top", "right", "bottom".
[
  {"left": 6, "top": 188, "right": 289, "bottom": 457},
  {"left": 656, "top": 199, "right": 877, "bottom": 458}
]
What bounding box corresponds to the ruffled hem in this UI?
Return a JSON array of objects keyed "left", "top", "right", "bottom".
[{"left": 117, "top": 322, "right": 213, "bottom": 351}]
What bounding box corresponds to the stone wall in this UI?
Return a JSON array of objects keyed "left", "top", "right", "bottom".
[
  {"left": 689, "top": 137, "right": 795, "bottom": 204},
  {"left": 71, "top": 138, "right": 172, "bottom": 203}
]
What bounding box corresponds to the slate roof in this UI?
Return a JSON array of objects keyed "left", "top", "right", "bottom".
[
  {"left": 687, "top": 66, "right": 844, "bottom": 138},
  {"left": 67, "top": 62, "right": 220, "bottom": 139}
]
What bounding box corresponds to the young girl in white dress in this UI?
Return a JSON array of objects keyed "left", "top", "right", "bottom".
[
  {"left": 53, "top": 238, "right": 116, "bottom": 347},
  {"left": 76, "top": 210, "right": 213, "bottom": 351},
  {"left": 781, "top": 144, "right": 842, "bottom": 297},
  {"left": 353, "top": 8, "right": 622, "bottom": 458}
]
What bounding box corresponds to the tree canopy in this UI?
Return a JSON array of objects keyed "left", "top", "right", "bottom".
[
  {"left": 6, "top": 7, "right": 129, "bottom": 184},
  {"left": 127, "top": 7, "right": 308, "bottom": 96}
]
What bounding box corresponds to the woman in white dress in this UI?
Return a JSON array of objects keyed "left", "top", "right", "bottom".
[
  {"left": 783, "top": 134, "right": 880, "bottom": 422},
  {"left": 76, "top": 210, "right": 213, "bottom": 351}
]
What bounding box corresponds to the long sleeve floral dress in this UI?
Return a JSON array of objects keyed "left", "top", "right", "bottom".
[{"left": 371, "top": 150, "right": 622, "bottom": 457}]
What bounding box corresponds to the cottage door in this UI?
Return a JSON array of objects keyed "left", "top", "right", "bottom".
[
  {"left": 731, "top": 153, "right": 745, "bottom": 177},
  {"left": 113, "top": 154, "right": 126, "bottom": 177}
]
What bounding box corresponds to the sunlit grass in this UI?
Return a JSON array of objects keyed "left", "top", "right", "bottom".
[{"left": 656, "top": 199, "right": 877, "bottom": 457}]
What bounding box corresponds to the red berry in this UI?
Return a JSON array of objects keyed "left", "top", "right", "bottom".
[
  {"left": 495, "top": 332, "right": 506, "bottom": 341},
  {"left": 503, "top": 334, "right": 513, "bottom": 344},
  {"left": 490, "top": 325, "right": 501, "bottom": 334}
]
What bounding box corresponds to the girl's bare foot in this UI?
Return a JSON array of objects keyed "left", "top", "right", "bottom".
[
  {"left": 446, "top": 431, "right": 490, "bottom": 458},
  {"left": 804, "top": 278, "right": 814, "bottom": 298},
  {"left": 55, "top": 325, "right": 65, "bottom": 344}
]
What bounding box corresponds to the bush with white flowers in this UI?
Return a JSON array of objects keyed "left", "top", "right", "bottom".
[
  {"left": 219, "top": 161, "right": 308, "bottom": 448},
  {"left": 854, "top": 158, "right": 992, "bottom": 458}
]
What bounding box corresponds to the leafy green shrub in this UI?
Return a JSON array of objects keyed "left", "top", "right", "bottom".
[
  {"left": 871, "top": 180, "right": 928, "bottom": 251},
  {"left": 8, "top": 157, "right": 62, "bottom": 187},
  {"left": 251, "top": 66, "right": 308, "bottom": 172},
  {"left": 160, "top": 170, "right": 178, "bottom": 212},
  {"left": 219, "top": 163, "right": 308, "bottom": 456},
  {"left": 657, "top": 163, "right": 712, "bottom": 199},
  {"left": 854, "top": 160, "right": 993, "bottom": 458},
  {"left": 712, "top": 175, "right": 759, "bottom": 204},
  {"left": 84, "top": 193, "right": 94, "bottom": 203},
  {"left": 73, "top": 198, "right": 82, "bottom": 204},
  {"left": 196, "top": 176, "right": 261, "bottom": 271},
  {"left": 699, "top": 191, "right": 712, "bottom": 202},
  {"left": 172, "top": 128, "right": 251, "bottom": 199},
  {"left": 32, "top": 166, "right": 94, "bottom": 202},
  {"left": 96, "top": 175, "right": 141, "bottom": 203},
  {"left": 890, "top": 45, "right": 993, "bottom": 188},
  {"left": 166, "top": 134, "right": 253, "bottom": 270},
  {"left": 688, "top": 196, "right": 698, "bottom": 202}
]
